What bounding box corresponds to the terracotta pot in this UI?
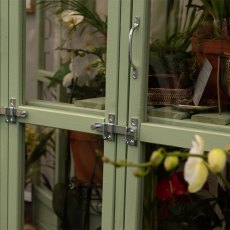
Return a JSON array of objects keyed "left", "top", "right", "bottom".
[
  {"left": 70, "top": 131, "right": 103, "bottom": 185},
  {"left": 192, "top": 37, "right": 230, "bottom": 105}
]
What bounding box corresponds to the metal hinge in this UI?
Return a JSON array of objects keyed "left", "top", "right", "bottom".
[
  {"left": 0, "top": 98, "right": 28, "bottom": 123},
  {"left": 91, "top": 114, "right": 138, "bottom": 146}
]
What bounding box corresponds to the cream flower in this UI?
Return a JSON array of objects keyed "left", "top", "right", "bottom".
[
  {"left": 61, "top": 10, "right": 84, "bottom": 28},
  {"left": 71, "top": 54, "right": 100, "bottom": 86},
  {"left": 208, "top": 148, "right": 226, "bottom": 173},
  {"left": 184, "top": 135, "right": 208, "bottom": 193},
  {"left": 62, "top": 23, "right": 105, "bottom": 50},
  {"left": 62, "top": 72, "right": 75, "bottom": 88}
]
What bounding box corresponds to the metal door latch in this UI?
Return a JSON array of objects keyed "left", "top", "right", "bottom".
[
  {"left": 0, "top": 98, "right": 28, "bottom": 123},
  {"left": 91, "top": 114, "right": 138, "bottom": 146}
]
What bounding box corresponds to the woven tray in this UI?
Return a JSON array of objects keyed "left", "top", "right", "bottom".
[{"left": 148, "top": 87, "right": 193, "bottom": 105}]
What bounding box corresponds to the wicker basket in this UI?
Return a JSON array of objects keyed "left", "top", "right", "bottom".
[{"left": 148, "top": 87, "right": 193, "bottom": 105}]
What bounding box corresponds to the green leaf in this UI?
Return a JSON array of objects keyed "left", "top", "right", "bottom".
[
  {"left": 47, "top": 61, "right": 71, "bottom": 88},
  {"left": 25, "top": 129, "right": 55, "bottom": 175}
]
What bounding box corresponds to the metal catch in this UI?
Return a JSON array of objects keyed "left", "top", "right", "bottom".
[
  {"left": 91, "top": 114, "right": 138, "bottom": 146},
  {"left": 0, "top": 98, "right": 28, "bottom": 123}
]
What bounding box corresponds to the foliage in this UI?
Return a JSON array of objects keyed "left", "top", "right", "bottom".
[
  {"left": 149, "top": 0, "right": 203, "bottom": 87},
  {"left": 37, "top": 0, "right": 107, "bottom": 103},
  {"left": 25, "top": 125, "right": 55, "bottom": 190},
  {"left": 192, "top": 0, "right": 230, "bottom": 39},
  {"left": 38, "top": 0, "right": 107, "bottom": 35},
  {"left": 163, "top": 0, "right": 203, "bottom": 52}
]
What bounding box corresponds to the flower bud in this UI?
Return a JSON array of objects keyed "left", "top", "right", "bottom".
[
  {"left": 208, "top": 148, "right": 226, "bottom": 173},
  {"left": 150, "top": 149, "right": 164, "bottom": 167},
  {"left": 164, "top": 156, "right": 179, "bottom": 171},
  {"left": 133, "top": 168, "right": 147, "bottom": 177},
  {"left": 78, "top": 51, "right": 86, "bottom": 57}
]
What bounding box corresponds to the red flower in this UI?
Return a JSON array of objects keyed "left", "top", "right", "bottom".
[
  {"left": 156, "top": 172, "right": 209, "bottom": 220},
  {"left": 156, "top": 172, "right": 188, "bottom": 201}
]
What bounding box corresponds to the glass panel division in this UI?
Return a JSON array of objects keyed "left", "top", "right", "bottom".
[
  {"left": 24, "top": 125, "right": 104, "bottom": 230},
  {"left": 25, "top": 1, "right": 107, "bottom": 110},
  {"left": 142, "top": 141, "right": 230, "bottom": 229},
  {"left": 147, "top": 0, "right": 230, "bottom": 126}
]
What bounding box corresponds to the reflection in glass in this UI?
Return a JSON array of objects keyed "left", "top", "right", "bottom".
[
  {"left": 143, "top": 142, "right": 230, "bottom": 229},
  {"left": 147, "top": 0, "right": 230, "bottom": 123},
  {"left": 24, "top": 125, "right": 104, "bottom": 230},
  {"left": 26, "top": 1, "right": 107, "bottom": 109}
]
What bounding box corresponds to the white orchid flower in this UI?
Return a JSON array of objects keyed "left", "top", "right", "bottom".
[
  {"left": 60, "top": 22, "right": 105, "bottom": 65},
  {"left": 62, "top": 72, "right": 75, "bottom": 88},
  {"left": 61, "top": 10, "right": 84, "bottom": 28},
  {"left": 184, "top": 135, "right": 208, "bottom": 193},
  {"left": 60, "top": 49, "right": 73, "bottom": 63},
  {"left": 77, "top": 73, "right": 90, "bottom": 87},
  {"left": 71, "top": 54, "right": 99, "bottom": 86},
  {"left": 61, "top": 23, "right": 105, "bottom": 50}
]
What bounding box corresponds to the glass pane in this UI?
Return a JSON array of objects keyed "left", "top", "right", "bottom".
[
  {"left": 26, "top": 1, "right": 107, "bottom": 110},
  {"left": 24, "top": 125, "right": 103, "bottom": 229},
  {"left": 142, "top": 142, "right": 230, "bottom": 229},
  {"left": 147, "top": 0, "right": 230, "bottom": 125}
]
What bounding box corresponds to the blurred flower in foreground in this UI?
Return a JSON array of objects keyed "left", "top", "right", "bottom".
[
  {"left": 184, "top": 135, "right": 208, "bottom": 193},
  {"left": 150, "top": 148, "right": 164, "bottom": 167},
  {"left": 208, "top": 148, "right": 226, "bottom": 173}
]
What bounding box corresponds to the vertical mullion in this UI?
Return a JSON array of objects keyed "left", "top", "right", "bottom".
[
  {"left": 0, "top": 0, "right": 9, "bottom": 229},
  {"left": 114, "top": 0, "right": 133, "bottom": 229},
  {"left": 8, "top": 0, "right": 24, "bottom": 229},
  {"left": 125, "top": 0, "right": 150, "bottom": 229},
  {"left": 101, "top": 0, "right": 121, "bottom": 229}
]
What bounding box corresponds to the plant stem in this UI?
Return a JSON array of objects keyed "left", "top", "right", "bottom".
[
  {"left": 217, "top": 172, "right": 230, "bottom": 191},
  {"left": 103, "top": 151, "right": 206, "bottom": 168}
]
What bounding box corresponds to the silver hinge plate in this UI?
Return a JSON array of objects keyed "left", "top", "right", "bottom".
[
  {"left": 0, "top": 98, "right": 28, "bottom": 123},
  {"left": 91, "top": 114, "right": 138, "bottom": 146}
]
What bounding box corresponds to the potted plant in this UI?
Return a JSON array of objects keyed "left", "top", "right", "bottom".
[
  {"left": 148, "top": 0, "right": 203, "bottom": 105},
  {"left": 191, "top": 0, "right": 230, "bottom": 105}
]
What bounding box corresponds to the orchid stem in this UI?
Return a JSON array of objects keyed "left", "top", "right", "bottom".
[
  {"left": 103, "top": 151, "right": 206, "bottom": 168},
  {"left": 217, "top": 172, "right": 230, "bottom": 191}
]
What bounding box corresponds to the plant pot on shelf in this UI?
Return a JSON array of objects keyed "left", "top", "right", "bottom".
[
  {"left": 192, "top": 37, "right": 230, "bottom": 106},
  {"left": 148, "top": 87, "right": 193, "bottom": 106},
  {"left": 148, "top": 74, "right": 194, "bottom": 106},
  {"left": 70, "top": 131, "right": 103, "bottom": 185}
]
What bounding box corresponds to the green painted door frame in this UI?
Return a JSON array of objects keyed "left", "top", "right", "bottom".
[
  {"left": 3, "top": 0, "right": 230, "bottom": 229},
  {"left": 0, "top": 0, "right": 10, "bottom": 229}
]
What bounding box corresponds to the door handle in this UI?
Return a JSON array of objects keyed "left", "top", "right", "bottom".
[{"left": 129, "top": 16, "right": 140, "bottom": 79}]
